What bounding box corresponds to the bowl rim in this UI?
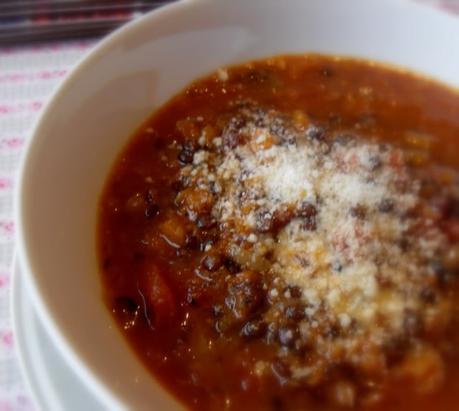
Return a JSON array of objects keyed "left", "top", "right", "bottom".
[
  {"left": 13, "top": 0, "right": 199, "bottom": 409},
  {"left": 13, "top": 0, "right": 459, "bottom": 409}
]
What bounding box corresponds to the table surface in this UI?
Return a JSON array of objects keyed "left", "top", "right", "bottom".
[{"left": 0, "top": 1, "right": 457, "bottom": 410}]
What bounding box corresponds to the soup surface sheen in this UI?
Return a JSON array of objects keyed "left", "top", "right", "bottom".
[{"left": 99, "top": 55, "right": 459, "bottom": 410}]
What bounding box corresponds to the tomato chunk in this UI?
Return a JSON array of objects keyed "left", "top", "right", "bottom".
[
  {"left": 140, "top": 265, "right": 177, "bottom": 328},
  {"left": 443, "top": 219, "right": 459, "bottom": 242}
]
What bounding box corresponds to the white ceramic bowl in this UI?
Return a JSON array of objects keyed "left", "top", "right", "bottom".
[{"left": 15, "top": 0, "right": 459, "bottom": 409}]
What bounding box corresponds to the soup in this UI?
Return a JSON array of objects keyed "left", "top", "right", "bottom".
[{"left": 98, "top": 55, "right": 459, "bottom": 410}]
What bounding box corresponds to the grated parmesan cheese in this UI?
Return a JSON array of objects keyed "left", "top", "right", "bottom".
[{"left": 178, "top": 105, "right": 448, "bottom": 355}]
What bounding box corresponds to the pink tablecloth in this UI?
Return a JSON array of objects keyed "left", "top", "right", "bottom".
[
  {"left": 0, "top": 1, "right": 457, "bottom": 410},
  {"left": 0, "top": 41, "right": 95, "bottom": 411}
]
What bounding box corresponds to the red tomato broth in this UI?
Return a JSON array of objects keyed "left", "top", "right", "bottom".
[{"left": 98, "top": 55, "right": 459, "bottom": 410}]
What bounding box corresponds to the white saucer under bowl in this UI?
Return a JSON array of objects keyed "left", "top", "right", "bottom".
[{"left": 11, "top": 257, "right": 105, "bottom": 411}]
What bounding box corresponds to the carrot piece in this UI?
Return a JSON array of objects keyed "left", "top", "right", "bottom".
[{"left": 158, "top": 216, "right": 187, "bottom": 248}]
